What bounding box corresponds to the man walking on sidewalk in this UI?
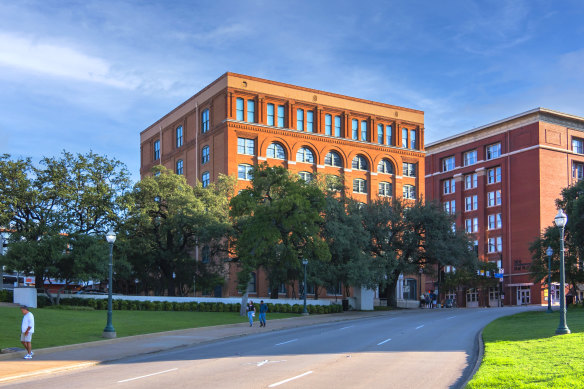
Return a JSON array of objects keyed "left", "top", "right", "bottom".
[
  {"left": 20, "top": 305, "right": 35, "bottom": 359},
  {"left": 259, "top": 300, "right": 268, "bottom": 327}
]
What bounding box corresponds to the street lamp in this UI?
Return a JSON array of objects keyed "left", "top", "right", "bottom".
[
  {"left": 103, "top": 227, "right": 117, "bottom": 338},
  {"left": 302, "top": 259, "right": 309, "bottom": 315},
  {"left": 0, "top": 231, "right": 8, "bottom": 291},
  {"left": 546, "top": 246, "right": 553, "bottom": 313},
  {"left": 554, "top": 210, "right": 570, "bottom": 335}
]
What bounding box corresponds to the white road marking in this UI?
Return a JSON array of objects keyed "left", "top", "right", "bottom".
[
  {"left": 275, "top": 338, "right": 298, "bottom": 346},
  {"left": 446, "top": 316, "right": 456, "bottom": 320},
  {"left": 268, "top": 371, "right": 314, "bottom": 387},
  {"left": 117, "top": 368, "right": 178, "bottom": 383},
  {"left": 415, "top": 325, "right": 424, "bottom": 330},
  {"left": 377, "top": 338, "right": 392, "bottom": 345},
  {"left": 340, "top": 325, "right": 354, "bottom": 330},
  {"left": 257, "top": 360, "right": 269, "bottom": 367}
]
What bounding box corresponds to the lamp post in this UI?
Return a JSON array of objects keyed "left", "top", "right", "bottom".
[
  {"left": 302, "top": 259, "right": 308, "bottom": 315},
  {"left": 418, "top": 267, "right": 423, "bottom": 302},
  {"left": 0, "top": 231, "right": 7, "bottom": 291},
  {"left": 554, "top": 210, "right": 570, "bottom": 335},
  {"left": 546, "top": 246, "right": 553, "bottom": 313},
  {"left": 103, "top": 228, "right": 117, "bottom": 338}
]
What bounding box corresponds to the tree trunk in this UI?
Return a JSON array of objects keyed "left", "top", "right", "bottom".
[{"left": 240, "top": 292, "right": 248, "bottom": 316}]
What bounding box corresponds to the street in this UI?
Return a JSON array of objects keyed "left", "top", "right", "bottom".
[{"left": 1, "top": 306, "right": 538, "bottom": 389}]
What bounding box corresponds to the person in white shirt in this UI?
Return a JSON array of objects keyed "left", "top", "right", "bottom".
[{"left": 20, "top": 305, "right": 34, "bottom": 359}]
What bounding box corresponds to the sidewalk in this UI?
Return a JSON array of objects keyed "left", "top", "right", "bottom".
[{"left": 0, "top": 311, "right": 390, "bottom": 384}]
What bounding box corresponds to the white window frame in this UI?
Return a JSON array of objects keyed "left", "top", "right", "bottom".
[
  {"left": 486, "top": 143, "right": 501, "bottom": 160},
  {"left": 487, "top": 166, "right": 501, "bottom": 184},
  {"left": 237, "top": 138, "right": 255, "bottom": 155},
  {"left": 465, "top": 173, "right": 477, "bottom": 190},
  {"left": 353, "top": 178, "right": 367, "bottom": 194},
  {"left": 463, "top": 150, "right": 477, "bottom": 166},
  {"left": 442, "top": 156, "right": 455, "bottom": 172}
]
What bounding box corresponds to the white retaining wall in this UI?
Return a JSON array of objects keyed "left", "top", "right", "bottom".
[{"left": 58, "top": 294, "right": 337, "bottom": 306}]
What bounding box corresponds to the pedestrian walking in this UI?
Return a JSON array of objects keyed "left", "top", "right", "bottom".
[
  {"left": 20, "top": 305, "right": 34, "bottom": 359},
  {"left": 246, "top": 300, "right": 255, "bottom": 327},
  {"left": 259, "top": 300, "right": 268, "bottom": 327},
  {"left": 430, "top": 291, "right": 437, "bottom": 309}
]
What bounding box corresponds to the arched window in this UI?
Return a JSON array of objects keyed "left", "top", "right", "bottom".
[
  {"left": 238, "top": 164, "right": 253, "bottom": 180},
  {"left": 324, "top": 151, "right": 342, "bottom": 167},
  {"left": 379, "top": 182, "right": 392, "bottom": 197},
  {"left": 298, "top": 171, "right": 312, "bottom": 183},
  {"left": 176, "top": 159, "right": 183, "bottom": 175},
  {"left": 378, "top": 159, "right": 394, "bottom": 174},
  {"left": 296, "top": 147, "right": 314, "bottom": 163},
  {"left": 176, "top": 125, "right": 183, "bottom": 148},
  {"left": 201, "top": 109, "right": 210, "bottom": 133},
  {"left": 267, "top": 143, "right": 286, "bottom": 159},
  {"left": 352, "top": 155, "right": 368, "bottom": 170},
  {"left": 201, "top": 146, "right": 210, "bottom": 164},
  {"left": 202, "top": 171, "right": 210, "bottom": 188}
]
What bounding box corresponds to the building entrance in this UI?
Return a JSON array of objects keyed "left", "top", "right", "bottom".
[{"left": 517, "top": 287, "right": 530, "bottom": 305}]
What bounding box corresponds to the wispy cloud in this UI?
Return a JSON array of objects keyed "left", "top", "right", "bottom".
[{"left": 0, "top": 32, "right": 140, "bottom": 89}]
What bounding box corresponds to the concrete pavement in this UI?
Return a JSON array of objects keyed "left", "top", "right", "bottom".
[{"left": 0, "top": 310, "right": 391, "bottom": 384}]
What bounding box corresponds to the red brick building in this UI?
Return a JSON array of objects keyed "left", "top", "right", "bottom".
[
  {"left": 140, "top": 72, "right": 425, "bottom": 298},
  {"left": 425, "top": 108, "right": 584, "bottom": 306}
]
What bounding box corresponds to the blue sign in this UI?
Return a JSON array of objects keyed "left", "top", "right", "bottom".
[{"left": 494, "top": 273, "right": 504, "bottom": 278}]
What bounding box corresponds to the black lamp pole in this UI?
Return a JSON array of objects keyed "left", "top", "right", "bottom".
[
  {"left": 103, "top": 228, "right": 117, "bottom": 338},
  {"left": 554, "top": 210, "right": 570, "bottom": 335},
  {"left": 546, "top": 246, "right": 553, "bottom": 313}
]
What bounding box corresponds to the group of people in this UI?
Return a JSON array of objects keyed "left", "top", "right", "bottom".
[
  {"left": 421, "top": 291, "right": 437, "bottom": 309},
  {"left": 246, "top": 300, "right": 268, "bottom": 327}
]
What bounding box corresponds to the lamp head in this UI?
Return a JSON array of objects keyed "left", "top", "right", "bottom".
[
  {"left": 105, "top": 227, "right": 116, "bottom": 244},
  {"left": 554, "top": 209, "right": 567, "bottom": 228},
  {"left": 546, "top": 246, "right": 553, "bottom": 257}
]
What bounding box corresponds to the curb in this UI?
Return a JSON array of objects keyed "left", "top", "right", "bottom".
[{"left": 458, "top": 328, "right": 485, "bottom": 388}]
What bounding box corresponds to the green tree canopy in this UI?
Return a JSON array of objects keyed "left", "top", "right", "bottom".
[{"left": 230, "top": 164, "right": 331, "bottom": 298}]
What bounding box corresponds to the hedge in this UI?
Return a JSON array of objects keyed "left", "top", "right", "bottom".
[{"left": 51, "top": 297, "right": 343, "bottom": 314}]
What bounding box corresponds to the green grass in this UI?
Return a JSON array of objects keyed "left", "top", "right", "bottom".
[
  {"left": 467, "top": 308, "right": 584, "bottom": 388},
  {"left": 0, "top": 307, "right": 297, "bottom": 350}
]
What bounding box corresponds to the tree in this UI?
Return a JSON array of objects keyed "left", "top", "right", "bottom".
[
  {"left": 0, "top": 151, "right": 132, "bottom": 293},
  {"left": 230, "top": 164, "right": 331, "bottom": 299},
  {"left": 363, "top": 198, "right": 476, "bottom": 306},
  {"left": 122, "top": 165, "right": 234, "bottom": 296}
]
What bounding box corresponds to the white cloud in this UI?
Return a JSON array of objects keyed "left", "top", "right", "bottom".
[{"left": 0, "top": 32, "right": 139, "bottom": 89}]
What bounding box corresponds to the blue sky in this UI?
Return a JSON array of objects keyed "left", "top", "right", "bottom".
[{"left": 1, "top": 1, "right": 583, "bottom": 183}]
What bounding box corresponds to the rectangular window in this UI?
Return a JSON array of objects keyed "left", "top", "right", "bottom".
[
  {"left": 267, "top": 103, "right": 275, "bottom": 126},
  {"left": 465, "top": 195, "right": 478, "bottom": 211},
  {"left": 402, "top": 128, "right": 408, "bottom": 148},
  {"left": 410, "top": 130, "right": 416, "bottom": 150},
  {"left": 361, "top": 120, "right": 367, "bottom": 141},
  {"left": 464, "top": 173, "right": 477, "bottom": 189},
  {"left": 377, "top": 124, "right": 384, "bottom": 145},
  {"left": 386, "top": 125, "right": 393, "bottom": 146},
  {"left": 465, "top": 219, "right": 472, "bottom": 233},
  {"left": 353, "top": 178, "right": 367, "bottom": 193},
  {"left": 488, "top": 190, "right": 502, "bottom": 206},
  {"left": 463, "top": 150, "right": 477, "bottom": 166},
  {"left": 444, "top": 200, "right": 455, "bottom": 215},
  {"left": 297, "top": 109, "right": 304, "bottom": 130},
  {"left": 236, "top": 98, "right": 244, "bottom": 121},
  {"left": 442, "top": 156, "right": 455, "bottom": 172},
  {"left": 277, "top": 105, "right": 285, "bottom": 127},
  {"left": 201, "top": 109, "right": 210, "bottom": 133},
  {"left": 473, "top": 217, "right": 479, "bottom": 232},
  {"left": 238, "top": 164, "right": 253, "bottom": 180},
  {"left": 486, "top": 143, "right": 501, "bottom": 160},
  {"left": 403, "top": 184, "right": 416, "bottom": 199},
  {"left": 379, "top": 182, "right": 392, "bottom": 197},
  {"left": 443, "top": 178, "right": 455, "bottom": 194},
  {"left": 488, "top": 213, "right": 502, "bottom": 230},
  {"left": 488, "top": 237, "right": 503, "bottom": 253},
  {"left": 572, "top": 138, "right": 584, "bottom": 154},
  {"left": 403, "top": 162, "right": 416, "bottom": 177},
  {"left": 352, "top": 119, "right": 358, "bottom": 140},
  {"left": 307, "top": 111, "right": 314, "bottom": 132},
  {"left": 325, "top": 114, "right": 332, "bottom": 136},
  {"left": 573, "top": 162, "right": 584, "bottom": 181},
  {"left": 176, "top": 126, "right": 183, "bottom": 148},
  {"left": 153, "top": 140, "right": 160, "bottom": 161},
  {"left": 334, "top": 116, "right": 341, "bottom": 137},
  {"left": 237, "top": 138, "right": 255, "bottom": 155},
  {"left": 247, "top": 100, "right": 255, "bottom": 123},
  {"left": 487, "top": 166, "right": 502, "bottom": 184}
]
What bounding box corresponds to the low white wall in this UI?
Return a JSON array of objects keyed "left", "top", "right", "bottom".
[
  {"left": 396, "top": 299, "right": 420, "bottom": 309},
  {"left": 14, "top": 287, "right": 38, "bottom": 308},
  {"left": 57, "top": 294, "right": 336, "bottom": 306}
]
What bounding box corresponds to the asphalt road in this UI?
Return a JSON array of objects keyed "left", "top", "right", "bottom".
[{"left": 1, "top": 306, "right": 538, "bottom": 389}]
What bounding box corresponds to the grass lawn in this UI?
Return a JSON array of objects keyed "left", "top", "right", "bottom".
[
  {"left": 0, "top": 306, "right": 297, "bottom": 350},
  {"left": 466, "top": 308, "right": 584, "bottom": 388}
]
